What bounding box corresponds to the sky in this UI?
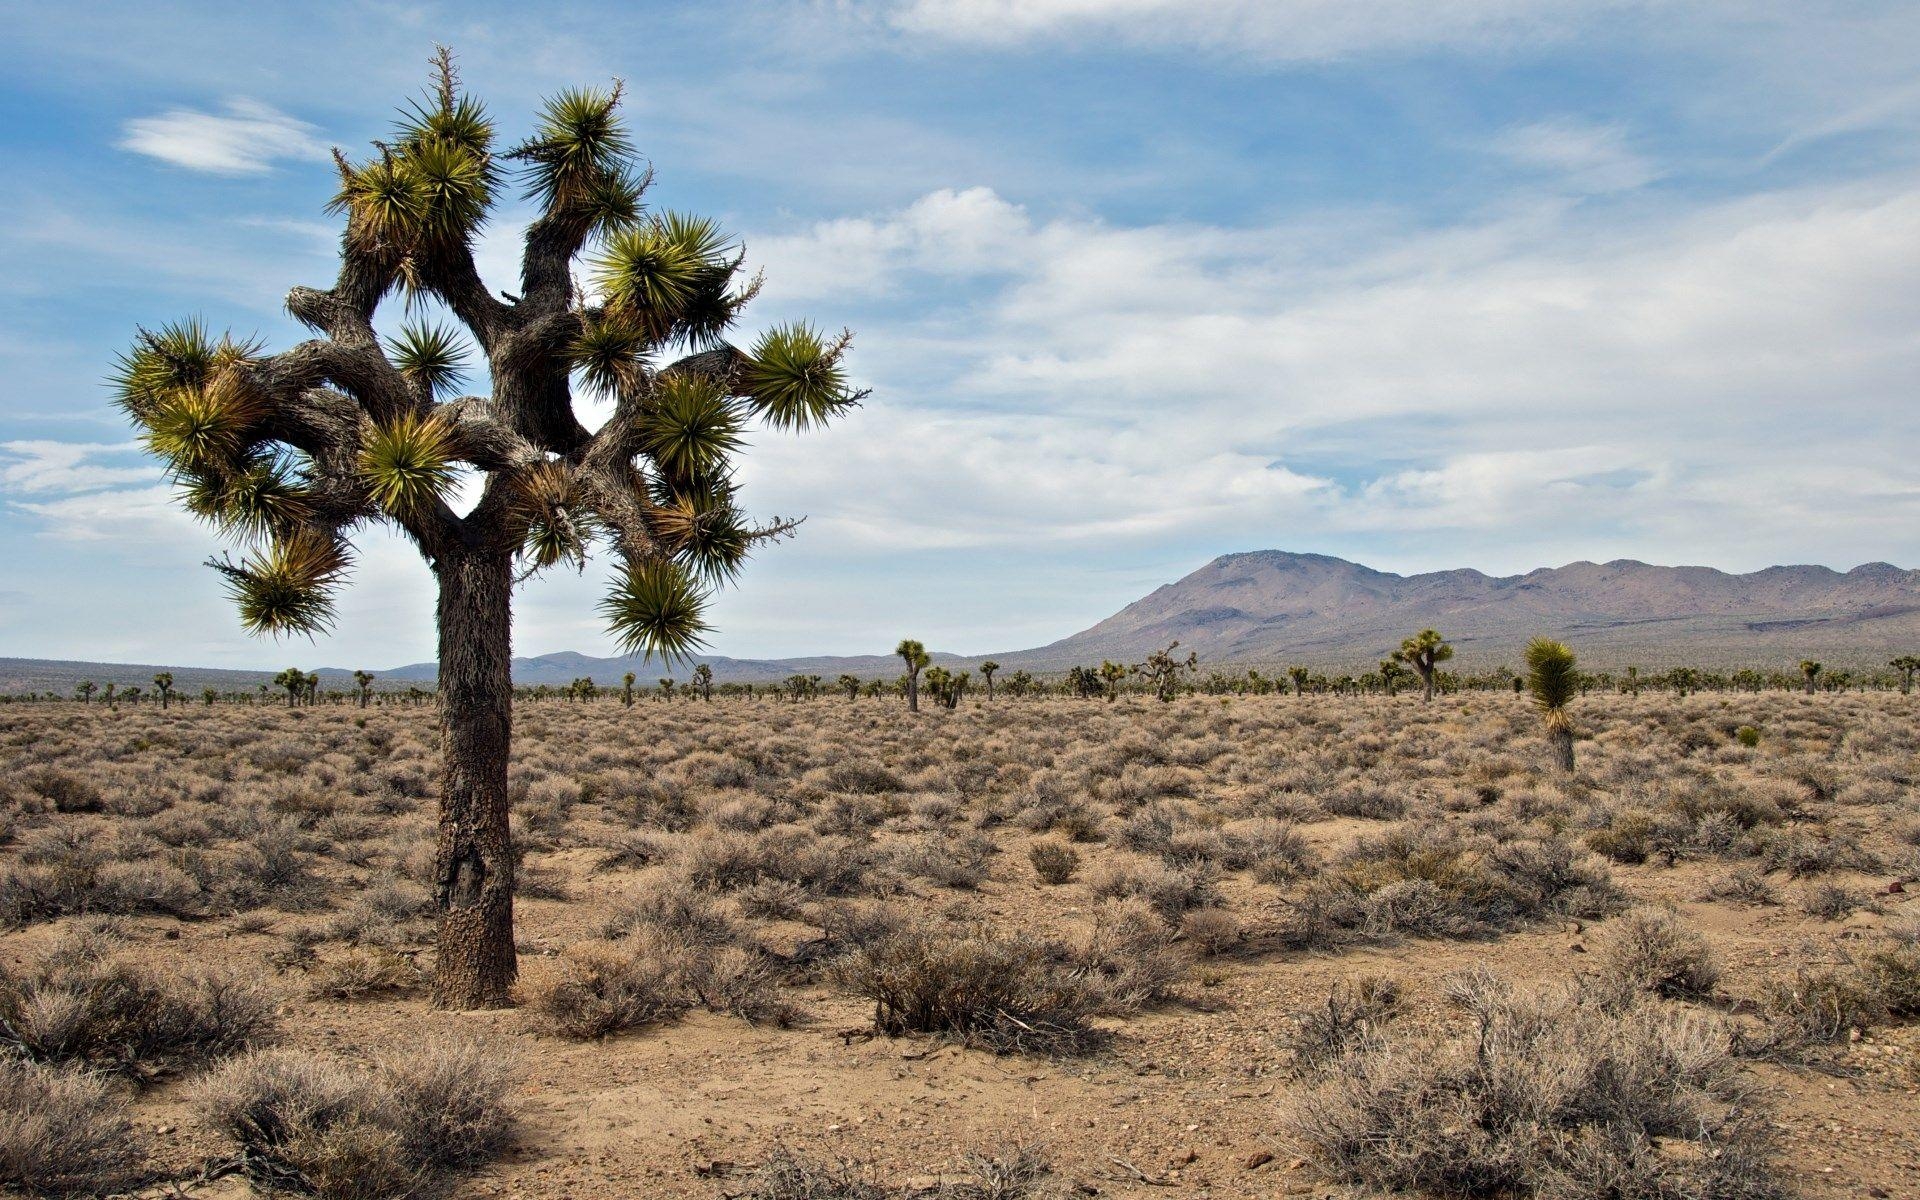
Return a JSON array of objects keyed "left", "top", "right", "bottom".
[{"left": 2, "top": 1, "right": 1919, "bottom": 670}]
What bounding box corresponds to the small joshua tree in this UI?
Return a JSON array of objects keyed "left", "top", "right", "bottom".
[
  {"left": 1377, "top": 657, "right": 1408, "bottom": 696},
  {"left": 353, "top": 669, "right": 376, "bottom": 708},
  {"left": 203, "top": 686, "right": 219, "bottom": 706},
  {"left": 924, "top": 666, "right": 969, "bottom": 709},
  {"left": 153, "top": 671, "right": 175, "bottom": 710},
  {"left": 75, "top": 680, "right": 96, "bottom": 704},
  {"left": 1892, "top": 656, "right": 1920, "bottom": 695},
  {"left": 979, "top": 660, "right": 999, "bottom": 700},
  {"left": 1287, "top": 665, "right": 1309, "bottom": 696},
  {"left": 1393, "top": 629, "right": 1453, "bottom": 702},
  {"left": 1799, "top": 659, "right": 1821, "bottom": 695},
  {"left": 838, "top": 673, "right": 860, "bottom": 701},
  {"left": 113, "top": 55, "right": 858, "bottom": 1007},
  {"left": 896, "top": 638, "right": 929, "bottom": 712},
  {"left": 1005, "top": 669, "right": 1034, "bottom": 698},
  {"left": 621, "top": 671, "right": 636, "bottom": 707},
  {"left": 273, "top": 667, "right": 304, "bottom": 709},
  {"left": 1526, "top": 637, "right": 1579, "bottom": 773},
  {"left": 1131, "top": 641, "right": 1196, "bottom": 702},
  {"left": 692, "top": 663, "right": 713, "bottom": 701},
  {"left": 658, "top": 676, "right": 676, "bottom": 700}
]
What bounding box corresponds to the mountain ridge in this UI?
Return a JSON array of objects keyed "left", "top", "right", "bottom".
[{"left": 4, "top": 550, "right": 1917, "bottom": 691}]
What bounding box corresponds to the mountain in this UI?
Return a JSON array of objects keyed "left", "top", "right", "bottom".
[
  {"left": 376, "top": 649, "right": 970, "bottom": 687},
  {"left": 6, "top": 551, "right": 1917, "bottom": 692},
  {"left": 1013, "top": 551, "right": 1920, "bottom": 671}
]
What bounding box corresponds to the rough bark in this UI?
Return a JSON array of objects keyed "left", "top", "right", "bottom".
[
  {"left": 906, "top": 671, "right": 920, "bottom": 713},
  {"left": 431, "top": 545, "right": 517, "bottom": 1009},
  {"left": 1549, "top": 725, "right": 1576, "bottom": 774}
]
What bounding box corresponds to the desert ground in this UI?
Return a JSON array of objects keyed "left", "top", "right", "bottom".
[{"left": 4, "top": 689, "right": 1919, "bottom": 1198}]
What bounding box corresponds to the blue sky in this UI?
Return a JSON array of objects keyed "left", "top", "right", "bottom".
[{"left": 2, "top": 1, "right": 1919, "bottom": 669}]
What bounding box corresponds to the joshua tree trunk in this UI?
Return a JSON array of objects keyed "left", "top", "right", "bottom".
[
  {"left": 431, "top": 545, "right": 517, "bottom": 1009},
  {"left": 1549, "top": 725, "right": 1575, "bottom": 774},
  {"left": 1419, "top": 668, "right": 1434, "bottom": 702},
  {"left": 907, "top": 672, "right": 919, "bottom": 713}
]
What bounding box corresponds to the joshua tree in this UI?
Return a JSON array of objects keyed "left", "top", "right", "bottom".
[
  {"left": 1892, "top": 656, "right": 1920, "bottom": 695},
  {"left": 1066, "top": 665, "right": 1102, "bottom": 700},
  {"left": 305, "top": 671, "right": 323, "bottom": 705},
  {"left": 896, "top": 638, "right": 929, "bottom": 712},
  {"left": 1525, "top": 637, "right": 1579, "bottom": 774},
  {"left": 202, "top": 686, "right": 219, "bottom": 706},
  {"left": 692, "top": 663, "right": 713, "bottom": 701},
  {"left": 621, "top": 671, "right": 636, "bottom": 707},
  {"left": 1377, "top": 657, "right": 1408, "bottom": 696},
  {"left": 273, "top": 667, "right": 303, "bottom": 708},
  {"left": 1097, "top": 660, "right": 1128, "bottom": 702},
  {"left": 152, "top": 672, "right": 175, "bottom": 710},
  {"left": 837, "top": 673, "right": 860, "bottom": 701},
  {"left": 979, "top": 660, "right": 999, "bottom": 700},
  {"left": 1799, "top": 659, "right": 1821, "bottom": 695},
  {"left": 75, "top": 681, "right": 96, "bottom": 705},
  {"left": 1131, "top": 641, "right": 1197, "bottom": 703},
  {"left": 658, "top": 677, "right": 675, "bottom": 700},
  {"left": 353, "top": 669, "right": 376, "bottom": 708},
  {"left": 1287, "top": 665, "right": 1309, "bottom": 696},
  {"left": 103, "top": 682, "right": 118, "bottom": 709},
  {"left": 923, "top": 666, "right": 969, "bottom": 709},
  {"left": 1005, "top": 669, "right": 1034, "bottom": 698},
  {"left": 1393, "top": 629, "right": 1453, "bottom": 702},
  {"left": 1624, "top": 665, "right": 1640, "bottom": 696},
  {"left": 112, "top": 56, "right": 858, "bottom": 1008}
]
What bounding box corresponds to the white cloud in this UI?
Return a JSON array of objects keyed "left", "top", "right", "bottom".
[
  {"left": 740, "top": 173, "right": 1920, "bottom": 574},
  {"left": 119, "top": 99, "right": 326, "bottom": 174},
  {"left": 0, "top": 442, "right": 153, "bottom": 495},
  {"left": 1490, "top": 120, "right": 1657, "bottom": 194},
  {"left": 868, "top": 0, "right": 1640, "bottom": 59}
]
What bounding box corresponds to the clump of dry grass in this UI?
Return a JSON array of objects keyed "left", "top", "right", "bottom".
[
  {"left": 197, "top": 1038, "right": 515, "bottom": 1200},
  {"left": 1597, "top": 907, "right": 1721, "bottom": 1000},
  {"left": 0, "top": 1057, "right": 141, "bottom": 1196},
  {"left": 1027, "top": 840, "right": 1080, "bottom": 885},
  {"left": 0, "top": 932, "right": 276, "bottom": 1074},
  {"left": 1282, "top": 972, "right": 1783, "bottom": 1199}
]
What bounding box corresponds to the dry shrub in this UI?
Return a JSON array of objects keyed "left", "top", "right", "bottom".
[
  {"left": 1071, "top": 898, "right": 1188, "bottom": 1011},
  {"left": 1283, "top": 975, "right": 1783, "bottom": 1199},
  {"left": 1285, "top": 975, "right": 1402, "bottom": 1071},
  {"left": 1286, "top": 821, "right": 1618, "bottom": 948},
  {"left": 834, "top": 920, "right": 1102, "bottom": 1054},
  {"left": 539, "top": 925, "right": 796, "bottom": 1039},
  {"left": 1751, "top": 969, "right": 1884, "bottom": 1053},
  {"left": 747, "top": 1144, "right": 1049, "bottom": 1200},
  {"left": 308, "top": 948, "right": 420, "bottom": 1001},
  {"left": 538, "top": 938, "right": 693, "bottom": 1039},
  {"left": 1180, "top": 907, "right": 1241, "bottom": 955},
  {"left": 0, "top": 1057, "right": 140, "bottom": 1196},
  {"left": 1085, "top": 858, "right": 1221, "bottom": 922},
  {"left": 1027, "top": 840, "right": 1080, "bottom": 885},
  {"left": 0, "top": 937, "right": 276, "bottom": 1073},
  {"left": 198, "top": 1039, "right": 515, "bottom": 1200},
  {"left": 1800, "top": 882, "right": 1873, "bottom": 921},
  {"left": 1598, "top": 908, "right": 1721, "bottom": 1000}
]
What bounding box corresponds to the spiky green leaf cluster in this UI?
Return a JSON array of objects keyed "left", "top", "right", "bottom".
[
  {"left": 358, "top": 411, "right": 458, "bottom": 520},
  {"left": 647, "top": 477, "right": 752, "bottom": 586},
  {"left": 592, "top": 212, "right": 741, "bottom": 344},
  {"left": 385, "top": 322, "right": 471, "bottom": 399},
  {"left": 210, "top": 530, "right": 348, "bottom": 637},
  {"left": 1525, "top": 637, "right": 1579, "bottom": 724},
  {"left": 744, "top": 324, "right": 859, "bottom": 430},
  {"left": 640, "top": 376, "right": 743, "bottom": 481},
  {"left": 515, "top": 87, "right": 632, "bottom": 210},
  {"left": 569, "top": 316, "right": 650, "bottom": 396},
  {"left": 599, "top": 560, "right": 710, "bottom": 664},
  {"left": 180, "top": 451, "right": 310, "bottom": 539},
  {"left": 329, "top": 83, "right": 495, "bottom": 263}
]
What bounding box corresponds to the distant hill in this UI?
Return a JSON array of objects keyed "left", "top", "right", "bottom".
[
  {"left": 1012, "top": 551, "right": 1920, "bottom": 672},
  {"left": 6, "top": 550, "right": 1917, "bottom": 691}
]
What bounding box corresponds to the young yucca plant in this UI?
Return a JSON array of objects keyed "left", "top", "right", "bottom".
[
  {"left": 1525, "top": 637, "right": 1580, "bottom": 773},
  {"left": 112, "top": 50, "right": 861, "bottom": 1009}
]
